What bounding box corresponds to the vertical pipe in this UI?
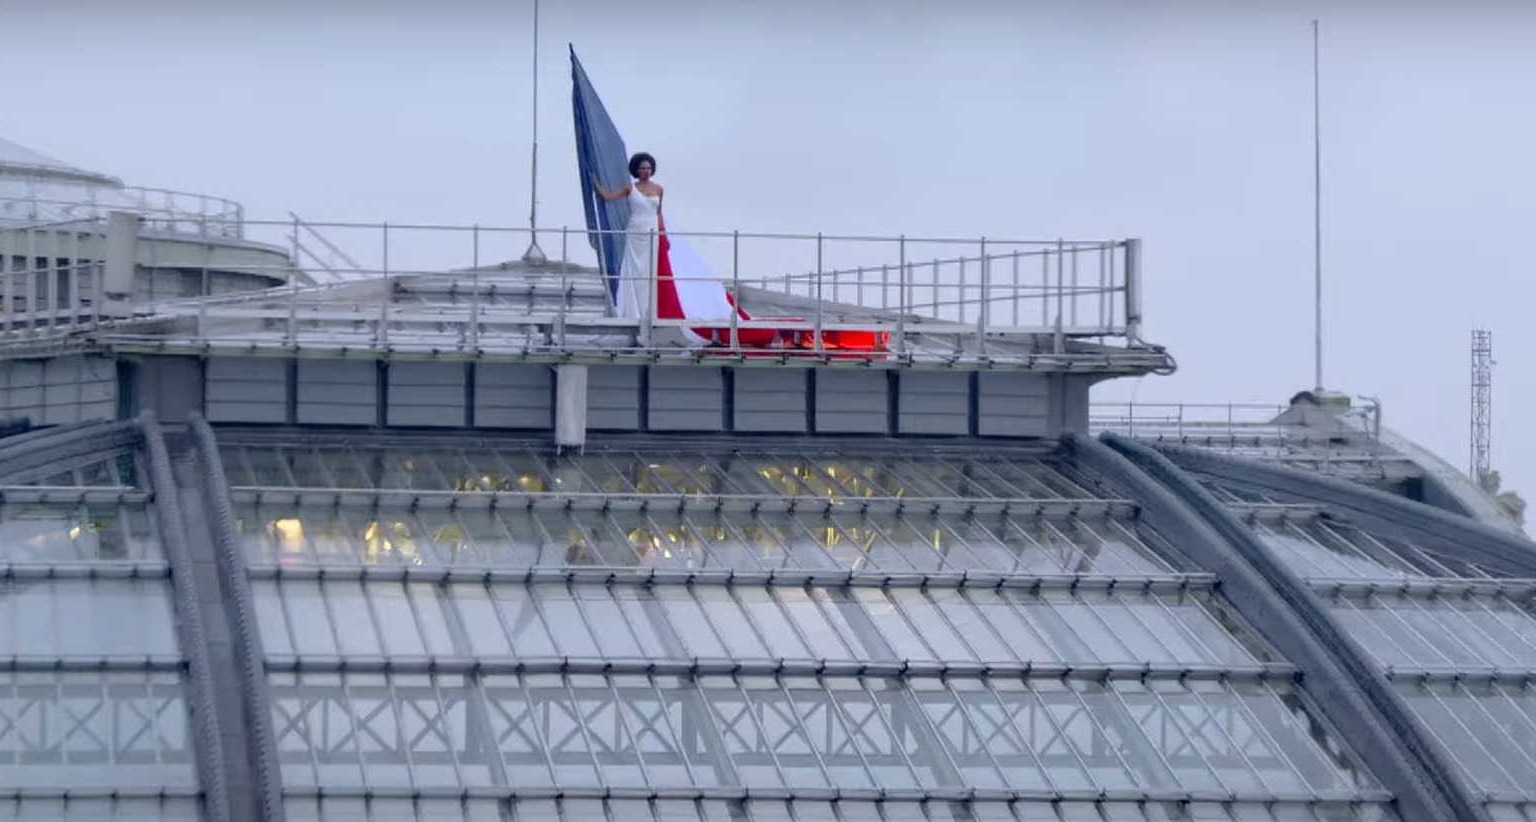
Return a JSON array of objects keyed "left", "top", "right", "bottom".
[
  {"left": 880, "top": 264, "right": 889, "bottom": 310},
  {"left": 1125, "top": 238, "right": 1142, "bottom": 342},
  {"left": 730, "top": 230, "right": 740, "bottom": 351},
  {"left": 68, "top": 226, "right": 80, "bottom": 331}
]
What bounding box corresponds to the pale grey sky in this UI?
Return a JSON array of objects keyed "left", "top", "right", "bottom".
[{"left": 4, "top": 0, "right": 1532, "bottom": 494}]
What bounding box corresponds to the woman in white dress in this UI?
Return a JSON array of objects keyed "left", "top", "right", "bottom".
[{"left": 591, "top": 152, "right": 662, "bottom": 319}]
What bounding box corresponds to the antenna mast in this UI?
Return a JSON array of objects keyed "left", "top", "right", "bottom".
[
  {"left": 1312, "top": 19, "right": 1324, "bottom": 392},
  {"left": 1471, "top": 328, "right": 1493, "bottom": 482},
  {"left": 521, "top": 0, "right": 547, "bottom": 264}
]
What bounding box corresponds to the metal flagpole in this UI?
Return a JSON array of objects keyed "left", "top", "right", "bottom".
[
  {"left": 522, "top": 0, "right": 547, "bottom": 263},
  {"left": 1312, "top": 19, "right": 1323, "bottom": 391}
]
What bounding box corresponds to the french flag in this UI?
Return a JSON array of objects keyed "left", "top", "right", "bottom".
[{"left": 572, "top": 47, "right": 885, "bottom": 353}]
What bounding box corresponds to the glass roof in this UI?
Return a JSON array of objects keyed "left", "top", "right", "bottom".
[
  {"left": 0, "top": 436, "right": 195, "bottom": 800},
  {"left": 203, "top": 431, "right": 1395, "bottom": 818}
]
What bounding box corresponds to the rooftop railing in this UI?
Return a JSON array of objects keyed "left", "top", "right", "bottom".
[
  {"left": 1091, "top": 400, "right": 1384, "bottom": 442},
  {"left": 0, "top": 214, "right": 1162, "bottom": 369},
  {"left": 0, "top": 187, "right": 245, "bottom": 239}
]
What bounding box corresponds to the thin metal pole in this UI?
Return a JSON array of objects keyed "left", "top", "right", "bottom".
[
  {"left": 1313, "top": 18, "right": 1324, "bottom": 392},
  {"left": 957, "top": 255, "right": 967, "bottom": 324},
  {"left": 896, "top": 236, "right": 906, "bottom": 353},
  {"left": 520, "top": 0, "right": 545, "bottom": 263},
  {"left": 1070, "top": 243, "right": 1079, "bottom": 326},
  {"left": 0, "top": 228, "right": 9, "bottom": 336},
  {"left": 560, "top": 225, "right": 570, "bottom": 347},
  {"left": 642, "top": 228, "right": 655, "bottom": 346},
  {"left": 1011, "top": 250, "right": 1020, "bottom": 327},
  {"left": 730, "top": 230, "right": 740, "bottom": 350},
  {"left": 470, "top": 225, "right": 481, "bottom": 351},
  {"left": 813, "top": 232, "right": 824, "bottom": 353},
  {"left": 976, "top": 238, "right": 987, "bottom": 340},
  {"left": 199, "top": 237, "right": 210, "bottom": 341},
  {"left": 378, "top": 222, "right": 390, "bottom": 348},
  {"left": 1053, "top": 238, "right": 1065, "bottom": 353}
]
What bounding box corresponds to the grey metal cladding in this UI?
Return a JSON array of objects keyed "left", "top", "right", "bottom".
[
  {"left": 206, "top": 357, "right": 289, "bottom": 424},
  {"left": 897, "top": 371, "right": 968, "bottom": 435},
  {"left": 135, "top": 356, "right": 202, "bottom": 424},
  {"left": 7, "top": 355, "right": 119, "bottom": 425},
  {"left": 648, "top": 366, "right": 723, "bottom": 432},
  {"left": 977, "top": 372, "right": 1050, "bottom": 437},
  {"left": 587, "top": 365, "right": 642, "bottom": 431},
  {"left": 296, "top": 360, "right": 376, "bottom": 426},
  {"left": 815, "top": 369, "right": 887, "bottom": 433},
  {"left": 475, "top": 364, "right": 554, "bottom": 429},
  {"left": 387, "top": 362, "right": 465, "bottom": 428},
  {"left": 733, "top": 368, "right": 808, "bottom": 433}
]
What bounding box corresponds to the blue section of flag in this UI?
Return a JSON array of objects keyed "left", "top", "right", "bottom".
[{"left": 570, "top": 46, "right": 629, "bottom": 303}]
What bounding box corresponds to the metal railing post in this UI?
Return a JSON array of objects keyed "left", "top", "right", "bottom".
[
  {"left": 377, "top": 222, "right": 390, "bottom": 348},
  {"left": 1053, "top": 238, "right": 1065, "bottom": 354},
  {"left": 813, "top": 232, "right": 824, "bottom": 353},
  {"left": 976, "top": 237, "right": 988, "bottom": 342},
  {"left": 1070, "top": 243, "right": 1079, "bottom": 327},
  {"left": 560, "top": 225, "right": 570, "bottom": 348},
  {"left": 1124, "top": 238, "right": 1142, "bottom": 341},
  {"left": 24, "top": 228, "right": 35, "bottom": 338},
  {"left": 957, "top": 254, "right": 967, "bottom": 324},
  {"left": 642, "top": 228, "right": 655, "bottom": 346},
  {"left": 895, "top": 235, "right": 906, "bottom": 354},
  {"left": 470, "top": 224, "right": 481, "bottom": 352},
  {"left": 0, "top": 227, "right": 9, "bottom": 336},
  {"left": 199, "top": 236, "right": 210, "bottom": 341},
  {"left": 730, "top": 230, "right": 740, "bottom": 351},
  {"left": 1011, "top": 250, "right": 1020, "bottom": 327}
]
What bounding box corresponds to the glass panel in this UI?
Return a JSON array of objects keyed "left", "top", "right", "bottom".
[
  {"left": 368, "top": 582, "right": 427, "bottom": 657},
  {"left": 734, "top": 587, "right": 810, "bottom": 660},
  {"left": 700, "top": 676, "right": 789, "bottom": 788},
  {"left": 852, "top": 588, "right": 934, "bottom": 661},
  {"left": 452, "top": 584, "right": 513, "bottom": 657},
  {"left": 253, "top": 580, "right": 294, "bottom": 656},
  {"left": 325, "top": 579, "right": 382, "bottom": 656},
  {"left": 965, "top": 587, "right": 1057, "bottom": 663},
  {"left": 410, "top": 582, "right": 458, "bottom": 656},
  {"left": 656, "top": 587, "right": 727, "bottom": 658},
  {"left": 575, "top": 585, "right": 642, "bottom": 658},
  {"left": 0, "top": 671, "right": 195, "bottom": 790},
  {"left": 780, "top": 586, "right": 854, "bottom": 663},
  {"left": 930, "top": 588, "right": 1013, "bottom": 662},
  {"left": 695, "top": 587, "right": 766, "bottom": 659},
  {"left": 614, "top": 586, "right": 684, "bottom": 658},
  {"left": 492, "top": 585, "right": 558, "bottom": 657},
  {"left": 1398, "top": 679, "right": 1518, "bottom": 792}
]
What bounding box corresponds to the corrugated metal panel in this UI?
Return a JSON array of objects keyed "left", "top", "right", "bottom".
[
  {"left": 815, "top": 370, "right": 888, "bottom": 434},
  {"left": 206, "top": 357, "right": 288, "bottom": 424},
  {"left": 297, "top": 360, "right": 376, "bottom": 426},
  {"left": 1061, "top": 374, "right": 1093, "bottom": 435},
  {"left": 734, "top": 369, "right": 808, "bottom": 433},
  {"left": 898, "top": 371, "right": 969, "bottom": 435},
  {"left": 476, "top": 364, "right": 553, "bottom": 430},
  {"left": 648, "top": 367, "right": 723, "bottom": 432},
  {"left": 978, "top": 372, "right": 1051, "bottom": 438},
  {"left": 587, "top": 365, "right": 641, "bottom": 431},
  {"left": 387, "top": 362, "right": 465, "bottom": 428}
]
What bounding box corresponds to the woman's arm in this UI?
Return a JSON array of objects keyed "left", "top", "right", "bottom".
[{"left": 590, "top": 175, "right": 630, "bottom": 202}]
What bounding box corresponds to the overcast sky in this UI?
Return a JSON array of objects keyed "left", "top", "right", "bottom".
[{"left": 4, "top": 0, "right": 1532, "bottom": 495}]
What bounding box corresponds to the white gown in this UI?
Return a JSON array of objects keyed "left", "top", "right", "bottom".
[{"left": 615, "top": 184, "right": 661, "bottom": 319}]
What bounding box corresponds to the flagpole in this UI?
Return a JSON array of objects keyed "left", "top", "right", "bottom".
[
  {"left": 522, "top": 0, "right": 547, "bottom": 263},
  {"left": 1312, "top": 18, "right": 1323, "bottom": 391}
]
